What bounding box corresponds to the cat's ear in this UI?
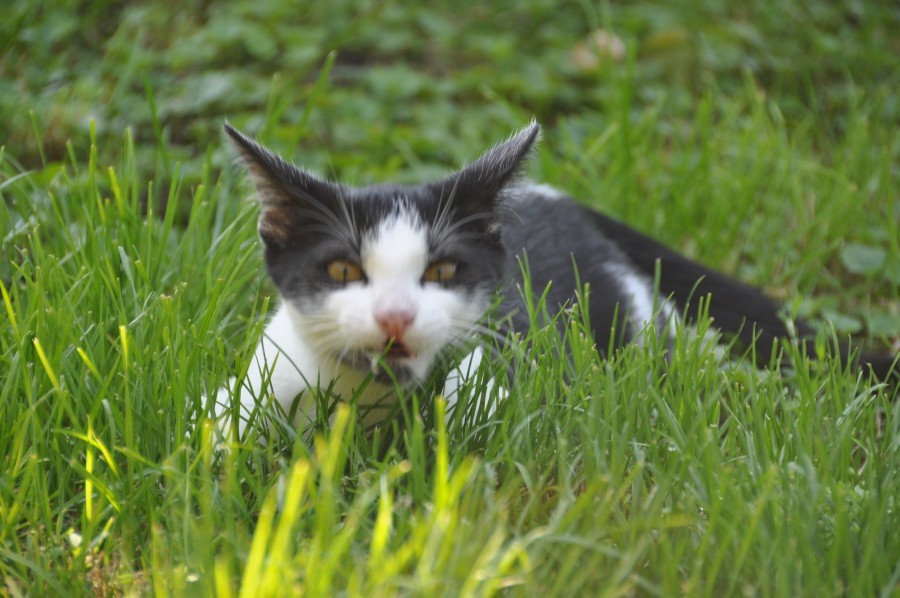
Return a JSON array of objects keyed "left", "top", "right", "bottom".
[
  {"left": 443, "top": 120, "right": 541, "bottom": 210},
  {"left": 224, "top": 123, "right": 339, "bottom": 248}
]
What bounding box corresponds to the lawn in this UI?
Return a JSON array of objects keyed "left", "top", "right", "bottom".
[{"left": 1, "top": 0, "right": 898, "bottom": 595}]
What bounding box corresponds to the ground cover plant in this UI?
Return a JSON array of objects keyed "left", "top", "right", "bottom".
[{"left": 1, "top": 0, "right": 898, "bottom": 594}]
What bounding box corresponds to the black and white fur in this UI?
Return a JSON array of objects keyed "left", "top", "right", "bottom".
[{"left": 216, "top": 121, "right": 897, "bottom": 435}]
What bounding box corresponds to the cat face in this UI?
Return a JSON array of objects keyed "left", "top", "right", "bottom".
[{"left": 224, "top": 122, "right": 540, "bottom": 384}]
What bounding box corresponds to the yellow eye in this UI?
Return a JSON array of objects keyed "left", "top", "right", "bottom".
[
  {"left": 423, "top": 260, "right": 457, "bottom": 283},
  {"left": 327, "top": 259, "right": 363, "bottom": 283}
]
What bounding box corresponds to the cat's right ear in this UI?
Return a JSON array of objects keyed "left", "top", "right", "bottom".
[{"left": 223, "top": 123, "right": 338, "bottom": 248}]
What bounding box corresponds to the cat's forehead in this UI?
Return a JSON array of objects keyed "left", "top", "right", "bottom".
[
  {"left": 350, "top": 182, "right": 432, "bottom": 204},
  {"left": 347, "top": 183, "right": 439, "bottom": 225},
  {"left": 361, "top": 203, "right": 423, "bottom": 235},
  {"left": 361, "top": 208, "right": 428, "bottom": 279}
]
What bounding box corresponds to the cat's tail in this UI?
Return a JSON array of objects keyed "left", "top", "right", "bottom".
[{"left": 588, "top": 210, "right": 898, "bottom": 391}]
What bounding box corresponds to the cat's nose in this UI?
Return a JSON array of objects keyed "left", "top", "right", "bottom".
[{"left": 375, "top": 308, "right": 416, "bottom": 341}]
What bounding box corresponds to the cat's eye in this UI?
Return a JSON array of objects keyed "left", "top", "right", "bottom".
[
  {"left": 327, "top": 259, "right": 363, "bottom": 283},
  {"left": 423, "top": 260, "right": 457, "bottom": 283}
]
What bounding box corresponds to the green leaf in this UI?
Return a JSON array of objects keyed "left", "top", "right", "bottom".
[
  {"left": 867, "top": 312, "right": 900, "bottom": 337},
  {"left": 240, "top": 22, "right": 278, "bottom": 61},
  {"left": 839, "top": 243, "right": 885, "bottom": 275},
  {"left": 821, "top": 310, "right": 863, "bottom": 334},
  {"left": 884, "top": 258, "right": 900, "bottom": 285}
]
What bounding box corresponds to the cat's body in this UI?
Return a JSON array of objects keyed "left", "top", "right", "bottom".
[{"left": 215, "top": 121, "right": 896, "bottom": 437}]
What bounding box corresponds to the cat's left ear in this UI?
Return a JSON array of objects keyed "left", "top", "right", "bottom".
[{"left": 439, "top": 120, "right": 541, "bottom": 215}]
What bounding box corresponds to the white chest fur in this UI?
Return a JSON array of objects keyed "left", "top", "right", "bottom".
[{"left": 214, "top": 304, "right": 397, "bottom": 436}]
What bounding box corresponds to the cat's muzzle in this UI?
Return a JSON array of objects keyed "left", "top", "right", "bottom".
[{"left": 338, "top": 347, "right": 418, "bottom": 385}]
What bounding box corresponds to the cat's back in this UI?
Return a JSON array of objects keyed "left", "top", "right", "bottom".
[
  {"left": 498, "top": 182, "right": 659, "bottom": 346},
  {"left": 502, "top": 183, "right": 621, "bottom": 260}
]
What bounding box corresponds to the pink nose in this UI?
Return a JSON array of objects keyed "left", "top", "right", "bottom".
[{"left": 375, "top": 308, "right": 416, "bottom": 341}]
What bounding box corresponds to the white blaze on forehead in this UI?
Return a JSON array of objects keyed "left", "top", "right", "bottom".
[{"left": 362, "top": 209, "right": 429, "bottom": 282}]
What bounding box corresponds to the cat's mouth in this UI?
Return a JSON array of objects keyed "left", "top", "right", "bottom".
[
  {"left": 335, "top": 343, "right": 420, "bottom": 385},
  {"left": 383, "top": 341, "right": 414, "bottom": 360}
]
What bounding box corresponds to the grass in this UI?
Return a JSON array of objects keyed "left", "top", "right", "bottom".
[{"left": 1, "top": 0, "right": 898, "bottom": 595}]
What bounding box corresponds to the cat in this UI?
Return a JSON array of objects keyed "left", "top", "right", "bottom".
[{"left": 214, "top": 120, "right": 897, "bottom": 437}]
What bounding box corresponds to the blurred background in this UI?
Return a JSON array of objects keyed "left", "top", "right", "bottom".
[{"left": 3, "top": 0, "right": 896, "bottom": 175}]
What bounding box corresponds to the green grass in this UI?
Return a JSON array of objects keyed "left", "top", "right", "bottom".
[{"left": 1, "top": 0, "right": 899, "bottom": 595}]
